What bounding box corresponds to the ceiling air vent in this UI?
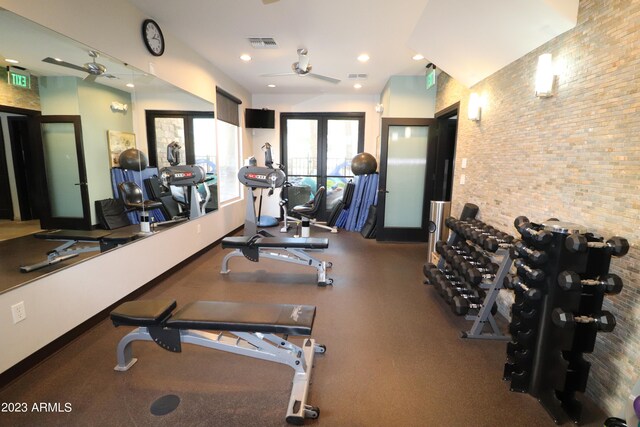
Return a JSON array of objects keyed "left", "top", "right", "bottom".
[
  {"left": 248, "top": 37, "right": 278, "bottom": 49},
  {"left": 348, "top": 73, "right": 368, "bottom": 79}
]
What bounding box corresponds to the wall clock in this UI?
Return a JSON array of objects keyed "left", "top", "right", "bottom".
[{"left": 142, "top": 19, "right": 165, "bottom": 56}]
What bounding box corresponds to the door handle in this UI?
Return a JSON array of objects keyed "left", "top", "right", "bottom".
[
  {"left": 378, "top": 189, "right": 389, "bottom": 193},
  {"left": 74, "top": 182, "right": 87, "bottom": 186}
]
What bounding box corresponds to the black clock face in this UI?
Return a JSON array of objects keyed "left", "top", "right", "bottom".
[{"left": 142, "top": 19, "right": 164, "bottom": 56}]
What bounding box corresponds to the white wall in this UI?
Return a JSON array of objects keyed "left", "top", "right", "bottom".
[
  {"left": 250, "top": 93, "right": 382, "bottom": 217},
  {"left": 0, "top": 0, "right": 252, "bottom": 374},
  {"left": 381, "top": 75, "right": 436, "bottom": 118}
]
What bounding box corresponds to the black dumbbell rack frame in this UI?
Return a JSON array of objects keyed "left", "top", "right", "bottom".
[
  {"left": 438, "top": 229, "right": 513, "bottom": 341},
  {"left": 503, "top": 220, "right": 623, "bottom": 424}
]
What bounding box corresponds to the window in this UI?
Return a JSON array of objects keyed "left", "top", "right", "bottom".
[
  {"left": 281, "top": 112, "right": 365, "bottom": 219},
  {"left": 145, "top": 110, "right": 215, "bottom": 170},
  {"left": 216, "top": 87, "right": 242, "bottom": 203}
]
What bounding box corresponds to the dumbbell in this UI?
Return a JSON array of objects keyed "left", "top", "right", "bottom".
[
  {"left": 509, "top": 240, "right": 548, "bottom": 265},
  {"left": 444, "top": 284, "right": 484, "bottom": 304},
  {"left": 514, "top": 329, "right": 536, "bottom": 347},
  {"left": 464, "top": 262, "right": 500, "bottom": 285},
  {"left": 513, "top": 259, "right": 545, "bottom": 282},
  {"left": 483, "top": 233, "right": 515, "bottom": 252},
  {"left": 452, "top": 295, "right": 498, "bottom": 316},
  {"left": 565, "top": 234, "right": 629, "bottom": 257},
  {"left": 514, "top": 216, "right": 552, "bottom": 244},
  {"left": 451, "top": 254, "right": 489, "bottom": 275},
  {"left": 503, "top": 275, "right": 542, "bottom": 301},
  {"left": 423, "top": 263, "right": 437, "bottom": 281},
  {"left": 434, "top": 272, "right": 464, "bottom": 295},
  {"left": 557, "top": 271, "right": 623, "bottom": 294},
  {"left": 551, "top": 308, "right": 616, "bottom": 332}
]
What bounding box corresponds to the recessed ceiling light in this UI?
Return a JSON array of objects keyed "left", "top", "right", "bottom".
[
  {"left": 357, "top": 54, "right": 370, "bottom": 62},
  {"left": 267, "top": 84, "right": 276, "bottom": 88},
  {"left": 240, "top": 54, "right": 252, "bottom": 61},
  {"left": 353, "top": 83, "right": 362, "bottom": 89},
  {"left": 5, "top": 58, "right": 19, "bottom": 64},
  {"left": 126, "top": 83, "right": 135, "bottom": 88},
  {"left": 412, "top": 54, "right": 424, "bottom": 61}
]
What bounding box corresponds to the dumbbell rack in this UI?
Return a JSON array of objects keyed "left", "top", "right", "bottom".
[
  {"left": 433, "top": 220, "right": 513, "bottom": 341},
  {"left": 503, "top": 218, "right": 627, "bottom": 424}
]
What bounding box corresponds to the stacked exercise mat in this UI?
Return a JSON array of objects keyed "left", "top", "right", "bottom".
[
  {"left": 335, "top": 173, "right": 378, "bottom": 233},
  {"left": 423, "top": 212, "right": 515, "bottom": 340},
  {"left": 503, "top": 216, "right": 629, "bottom": 424}
]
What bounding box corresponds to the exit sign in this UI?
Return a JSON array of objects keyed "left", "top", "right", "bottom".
[
  {"left": 426, "top": 68, "right": 436, "bottom": 90},
  {"left": 7, "top": 67, "right": 31, "bottom": 89}
]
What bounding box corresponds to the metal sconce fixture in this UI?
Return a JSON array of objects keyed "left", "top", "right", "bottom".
[
  {"left": 535, "top": 53, "right": 554, "bottom": 97},
  {"left": 110, "top": 102, "right": 128, "bottom": 113},
  {"left": 468, "top": 92, "right": 481, "bottom": 121}
]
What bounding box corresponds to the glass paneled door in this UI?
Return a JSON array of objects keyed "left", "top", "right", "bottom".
[
  {"left": 35, "top": 115, "right": 91, "bottom": 230},
  {"left": 377, "top": 118, "right": 437, "bottom": 241},
  {"left": 281, "top": 113, "right": 364, "bottom": 220}
]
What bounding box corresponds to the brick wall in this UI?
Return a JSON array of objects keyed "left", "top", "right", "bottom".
[
  {"left": 436, "top": 0, "right": 640, "bottom": 416},
  {"left": 0, "top": 68, "right": 40, "bottom": 110}
]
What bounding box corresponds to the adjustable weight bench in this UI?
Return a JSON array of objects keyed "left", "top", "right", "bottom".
[
  {"left": 111, "top": 299, "right": 325, "bottom": 425},
  {"left": 221, "top": 235, "right": 333, "bottom": 286},
  {"left": 20, "top": 229, "right": 140, "bottom": 273}
]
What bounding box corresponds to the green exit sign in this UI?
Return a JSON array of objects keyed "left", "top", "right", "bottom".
[
  {"left": 7, "top": 68, "right": 31, "bottom": 89},
  {"left": 426, "top": 68, "right": 436, "bottom": 90}
]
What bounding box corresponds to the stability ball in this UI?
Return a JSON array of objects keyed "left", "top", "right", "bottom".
[
  {"left": 119, "top": 148, "right": 148, "bottom": 171},
  {"left": 351, "top": 152, "right": 377, "bottom": 175}
]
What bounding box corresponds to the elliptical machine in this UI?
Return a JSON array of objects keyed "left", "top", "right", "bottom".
[
  {"left": 159, "top": 164, "right": 210, "bottom": 219},
  {"left": 238, "top": 145, "right": 286, "bottom": 236}
]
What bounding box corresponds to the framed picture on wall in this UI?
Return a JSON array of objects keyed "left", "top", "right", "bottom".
[{"left": 107, "top": 130, "right": 136, "bottom": 167}]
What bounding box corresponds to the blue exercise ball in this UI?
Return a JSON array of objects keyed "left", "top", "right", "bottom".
[
  {"left": 119, "top": 148, "right": 148, "bottom": 171},
  {"left": 351, "top": 152, "right": 377, "bottom": 175}
]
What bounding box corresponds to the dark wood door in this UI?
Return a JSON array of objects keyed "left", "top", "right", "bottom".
[
  {"left": 33, "top": 115, "right": 91, "bottom": 230},
  {"left": 376, "top": 118, "right": 437, "bottom": 242},
  {"left": 0, "top": 122, "right": 13, "bottom": 220},
  {"left": 8, "top": 116, "right": 41, "bottom": 221}
]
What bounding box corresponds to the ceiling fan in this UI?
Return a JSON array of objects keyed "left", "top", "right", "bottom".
[
  {"left": 261, "top": 48, "right": 341, "bottom": 84},
  {"left": 42, "top": 50, "right": 117, "bottom": 82}
]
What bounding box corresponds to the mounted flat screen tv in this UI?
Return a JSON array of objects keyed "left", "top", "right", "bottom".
[{"left": 245, "top": 108, "right": 275, "bottom": 129}]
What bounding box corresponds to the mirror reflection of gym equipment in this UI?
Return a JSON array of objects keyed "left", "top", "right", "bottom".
[{"left": 220, "top": 143, "right": 334, "bottom": 286}]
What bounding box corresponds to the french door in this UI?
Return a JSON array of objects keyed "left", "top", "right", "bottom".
[
  {"left": 280, "top": 112, "right": 365, "bottom": 220},
  {"left": 377, "top": 118, "right": 438, "bottom": 242}
]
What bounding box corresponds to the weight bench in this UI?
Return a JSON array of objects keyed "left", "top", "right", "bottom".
[
  {"left": 220, "top": 235, "right": 333, "bottom": 286},
  {"left": 20, "top": 229, "right": 140, "bottom": 273},
  {"left": 111, "top": 299, "right": 325, "bottom": 425}
]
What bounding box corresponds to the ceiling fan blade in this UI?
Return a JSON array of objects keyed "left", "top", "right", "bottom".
[
  {"left": 262, "top": 0, "right": 279, "bottom": 4},
  {"left": 42, "top": 57, "right": 88, "bottom": 73},
  {"left": 84, "top": 74, "right": 98, "bottom": 82},
  {"left": 307, "top": 73, "right": 341, "bottom": 84},
  {"left": 261, "top": 72, "right": 297, "bottom": 77}
]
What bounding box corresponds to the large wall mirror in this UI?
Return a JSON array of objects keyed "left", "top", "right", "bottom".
[{"left": 0, "top": 10, "right": 216, "bottom": 293}]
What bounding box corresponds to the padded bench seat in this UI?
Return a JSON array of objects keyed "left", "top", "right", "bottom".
[
  {"left": 110, "top": 299, "right": 316, "bottom": 336},
  {"left": 221, "top": 235, "right": 329, "bottom": 250},
  {"left": 167, "top": 301, "right": 315, "bottom": 335},
  {"left": 111, "top": 299, "right": 177, "bottom": 327}
]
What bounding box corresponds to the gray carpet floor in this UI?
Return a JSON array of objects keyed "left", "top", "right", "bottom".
[{"left": 0, "top": 230, "right": 606, "bottom": 426}]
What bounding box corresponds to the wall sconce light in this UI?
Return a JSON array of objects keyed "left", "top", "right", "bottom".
[
  {"left": 468, "top": 92, "right": 481, "bottom": 121},
  {"left": 110, "top": 102, "right": 128, "bottom": 113},
  {"left": 535, "top": 53, "right": 554, "bottom": 97}
]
